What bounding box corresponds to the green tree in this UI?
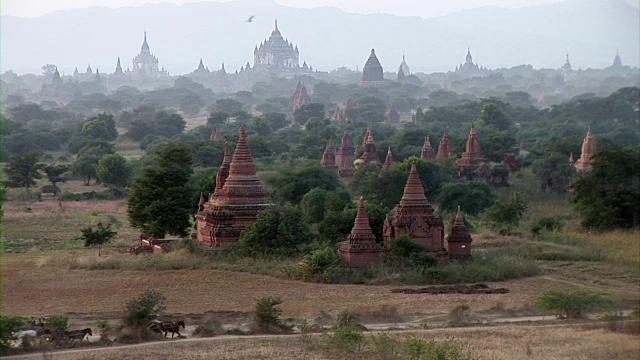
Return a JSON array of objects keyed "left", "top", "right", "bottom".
[
  {"left": 479, "top": 103, "right": 513, "bottom": 131},
  {"left": 127, "top": 141, "right": 194, "bottom": 238},
  {"left": 435, "top": 181, "right": 496, "bottom": 215},
  {"left": 214, "top": 98, "right": 244, "bottom": 114},
  {"left": 247, "top": 115, "right": 272, "bottom": 137},
  {"left": 81, "top": 113, "right": 118, "bottom": 141},
  {"left": 531, "top": 153, "right": 576, "bottom": 192},
  {"left": 73, "top": 142, "right": 115, "bottom": 185},
  {"left": 43, "top": 164, "right": 70, "bottom": 189},
  {"left": 47, "top": 315, "right": 69, "bottom": 344},
  {"left": 486, "top": 192, "right": 528, "bottom": 232},
  {"left": 570, "top": 146, "right": 640, "bottom": 230},
  {"left": 237, "top": 205, "right": 314, "bottom": 257},
  {"left": 96, "top": 153, "right": 131, "bottom": 189},
  {"left": 535, "top": 291, "right": 610, "bottom": 319},
  {"left": 154, "top": 110, "right": 186, "bottom": 138},
  {"left": 122, "top": 289, "right": 167, "bottom": 328},
  {"left": 81, "top": 222, "right": 117, "bottom": 256},
  {"left": 263, "top": 112, "right": 289, "bottom": 131},
  {"left": 293, "top": 103, "right": 325, "bottom": 125},
  {"left": 251, "top": 297, "right": 291, "bottom": 334},
  {"left": 3, "top": 151, "right": 43, "bottom": 192},
  {"left": 265, "top": 161, "right": 343, "bottom": 205},
  {"left": 206, "top": 111, "right": 229, "bottom": 126}
]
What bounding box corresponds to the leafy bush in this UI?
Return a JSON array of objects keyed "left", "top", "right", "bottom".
[
  {"left": 122, "top": 289, "right": 167, "bottom": 327},
  {"left": 81, "top": 222, "right": 117, "bottom": 256},
  {"left": 383, "top": 235, "right": 438, "bottom": 268},
  {"left": 535, "top": 290, "right": 610, "bottom": 318},
  {"left": 436, "top": 181, "right": 496, "bottom": 215},
  {"left": 486, "top": 192, "right": 528, "bottom": 234},
  {"left": 530, "top": 216, "right": 564, "bottom": 235},
  {"left": 192, "top": 316, "right": 224, "bottom": 337},
  {"left": 283, "top": 247, "right": 347, "bottom": 283},
  {"left": 403, "top": 337, "right": 470, "bottom": 360},
  {"left": 48, "top": 315, "right": 69, "bottom": 344},
  {"left": 0, "top": 316, "right": 26, "bottom": 351},
  {"left": 328, "top": 325, "right": 364, "bottom": 353},
  {"left": 251, "top": 297, "right": 292, "bottom": 334}
]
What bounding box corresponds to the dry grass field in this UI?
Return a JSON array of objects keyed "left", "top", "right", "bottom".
[{"left": 5, "top": 325, "right": 639, "bottom": 360}]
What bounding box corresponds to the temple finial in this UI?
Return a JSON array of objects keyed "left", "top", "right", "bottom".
[{"left": 274, "top": 19, "right": 278, "bottom": 31}]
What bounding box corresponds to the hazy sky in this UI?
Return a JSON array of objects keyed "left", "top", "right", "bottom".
[{"left": 7, "top": 0, "right": 637, "bottom": 18}]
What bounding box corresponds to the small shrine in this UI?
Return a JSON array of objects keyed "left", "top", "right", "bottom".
[{"left": 336, "top": 197, "right": 384, "bottom": 267}]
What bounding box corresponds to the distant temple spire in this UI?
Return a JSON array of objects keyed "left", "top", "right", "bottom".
[
  {"left": 381, "top": 147, "right": 394, "bottom": 170},
  {"left": 611, "top": 50, "right": 623, "bottom": 68},
  {"left": 274, "top": 18, "right": 278, "bottom": 32}
]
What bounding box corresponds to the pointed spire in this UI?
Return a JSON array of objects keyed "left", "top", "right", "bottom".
[
  {"left": 382, "top": 146, "right": 394, "bottom": 170},
  {"left": 400, "top": 160, "right": 428, "bottom": 206},
  {"left": 454, "top": 206, "right": 464, "bottom": 226},
  {"left": 198, "top": 192, "right": 205, "bottom": 211},
  {"left": 228, "top": 126, "right": 256, "bottom": 177},
  {"left": 351, "top": 197, "right": 373, "bottom": 235},
  {"left": 569, "top": 152, "right": 575, "bottom": 164},
  {"left": 421, "top": 136, "right": 435, "bottom": 160},
  {"left": 274, "top": 18, "right": 279, "bottom": 31}
]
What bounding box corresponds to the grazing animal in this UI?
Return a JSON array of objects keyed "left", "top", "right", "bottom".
[
  {"left": 147, "top": 321, "right": 164, "bottom": 335},
  {"left": 13, "top": 330, "right": 37, "bottom": 342},
  {"left": 64, "top": 328, "right": 92, "bottom": 341},
  {"left": 161, "top": 321, "right": 185, "bottom": 338}
]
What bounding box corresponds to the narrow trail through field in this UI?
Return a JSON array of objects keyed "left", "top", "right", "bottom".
[{"left": 2, "top": 319, "right": 627, "bottom": 360}]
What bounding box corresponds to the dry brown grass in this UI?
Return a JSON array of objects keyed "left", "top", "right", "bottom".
[
  {"left": 570, "top": 229, "right": 640, "bottom": 266},
  {"left": 7, "top": 325, "right": 639, "bottom": 360},
  {"left": 1, "top": 199, "right": 136, "bottom": 245}
]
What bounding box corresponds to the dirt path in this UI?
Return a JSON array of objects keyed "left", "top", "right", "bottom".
[{"left": 3, "top": 317, "right": 630, "bottom": 360}]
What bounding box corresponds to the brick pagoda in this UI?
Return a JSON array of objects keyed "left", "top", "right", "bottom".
[
  {"left": 421, "top": 136, "right": 435, "bottom": 160},
  {"left": 359, "top": 128, "right": 381, "bottom": 165},
  {"left": 292, "top": 80, "right": 312, "bottom": 111},
  {"left": 412, "top": 106, "right": 424, "bottom": 125},
  {"left": 195, "top": 126, "right": 270, "bottom": 246},
  {"left": 336, "top": 197, "right": 384, "bottom": 267},
  {"left": 574, "top": 127, "right": 597, "bottom": 175},
  {"left": 447, "top": 206, "right": 473, "bottom": 261},
  {"left": 320, "top": 138, "right": 338, "bottom": 171},
  {"left": 384, "top": 103, "right": 400, "bottom": 124},
  {"left": 381, "top": 147, "right": 394, "bottom": 170},
  {"left": 336, "top": 128, "right": 355, "bottom": 178},
  {"left": 383, "top": 160, "right": 448, "bottom": 261},
  {"left": 436, "top": 131, "right": 454, "bottom": 159}
]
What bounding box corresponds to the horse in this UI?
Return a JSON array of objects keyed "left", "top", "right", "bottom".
[
  {"left": 64, "top": 328, "right": 92, "bottom": 341},
  {"left": 147, "top": 321, "right": 164, "bottom": 335},
  {"left": 161, "top": 321, "right": 185, "bottom": 338}
]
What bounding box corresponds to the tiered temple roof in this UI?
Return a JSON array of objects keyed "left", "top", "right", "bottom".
[
  {"left": 336, "top": 128, "right": 354, "bottom": 178},
  {"left": 574, "top": 127, "right": 597, "bottom": 175},
  {"left": 359, "top": 128, "right": 381, "bottom": 165},
  {"left": 131, "top": 32, "right": 167, "bottom": 78},
  {"left": 383, "top": 161, "right": 448, "bottom": 261},
  {"left": 292, "top": 80, "right": 312, "bottom": 111},
  {"left": 195, "top": 127, "right": 270, "bottom": 246},
  {"left": 421, "top": 136, "right": 435, "bottom": 160},
  {"left": 252, "top": 20, "right": 310, "bottom": 73},
  {"left": 436, "top": 131, "right": 454, "bottom": 159},
  {"left": 456, "top": 125, "right": 485, "bottom": 168},
  {"left": 336, "top": 197, "right": 384, "bottom": 267}
]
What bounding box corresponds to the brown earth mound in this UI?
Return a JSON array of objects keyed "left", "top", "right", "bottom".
[{"left": 391, "top": 283, "right": 509, "bottom": 295}]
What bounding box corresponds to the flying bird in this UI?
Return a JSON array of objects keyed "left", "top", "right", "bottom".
[{"left": 245, "top": 15, "right": 255, "bottom": 23}]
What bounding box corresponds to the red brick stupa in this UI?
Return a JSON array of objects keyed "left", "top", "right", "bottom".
[
  {"left": 195, "top": 126, "right": 270, "bottom": 246},
  {"left": 383, "top": 160, "right": 448, "bottom": 261},
  {"left": 421, "top": 136, "right": 435, "bottom": 160},
  {"left": 216, "top": 141, "right": 231, "bottom": 190},
  {"left": 336, "top": 197, "right": 384, "bottom": 267},
  {"left": 457, "top": 125, "right": 485, "bottom": 168},
  {"left": 320, "top": 138, "right": 338, "bottom": 171},
  {"left": 336, "top": 128, "right": 354, "bottom": 178},
  {"left": 436, "top": 131, "right": 454, "bottom": 159},
  {"left": 292, "top": 80, "right": 312, "bottom": 111},
  {"left": 384, "top": 103, "right": 400, "bottom": 124},
  {"left": 381, "top": 147, "right": 394, "bottom": 170},
  {"left": 447, "top": 206, "right": 473, "bottom": 261},
  {"left": 210, "top": 128, "right": 221, "bottom": 141},
  {"left": 358, "top": 128, "right": 381, "bottom": 165},
  {"left": 574, "top": 127, "right": 597, "bottom": 175}
]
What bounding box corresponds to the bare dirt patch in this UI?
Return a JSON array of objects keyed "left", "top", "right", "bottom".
[{"left": 391, "top": 283, "right": 510, "bottom": 295}]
